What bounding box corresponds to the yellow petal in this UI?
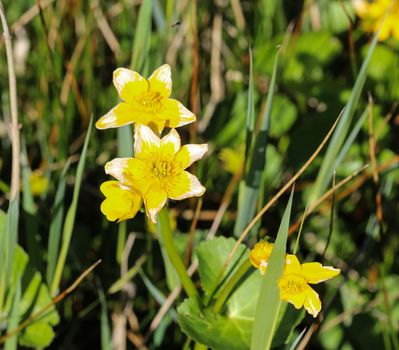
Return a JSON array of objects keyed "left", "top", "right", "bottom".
[
  {"left": 100, "top": 181, "right": 142, "bottom": 222},
  {"left": 249, "top": 240, "right": 274, "bottom": 270},
  {"left": 143, "top": 184, "right": 168, "bottom": 223},
  {"left": 166, "top": 171, "right": 205, "bottom": 200},
  {"left": 134, "top": 124, "right": 161, "bottom": 158},
  {"left": 96, "top": 102, "right": 140, "bottom": 129},
  {"left": 283, "top": 291, "right": 306, "bottom": 309},
  {"left": 284, "top": 254, "right": 301, "bottom": 272},
  {"left": 105, "top": 158, "right": 131, "bottom": 183},
  {"left": 161, "top": 128, "right": 181, "bottom": 154},
  {"left": 353, "top": 0, "right": 369, "bottom": 17},
  {"left": 160, "top": 99, "right": 196, "bottom": 128},
  {"left": 113, "top": 68, "right": 148, "bottom": 103},
  {"left": 303, "top": 286, "right": 321, "bottom": 318},
  {"left": 148, "top": 64, "right": 172, "bottom": 98},
  {"left": 125, "top": 158, "right": 154, "bottom": 194},
  {"left": 174, "top": 144, "right": 208, "bottom": 170},
  {"left": 301, "top": 262, "right": 340, "bottom": 284}
]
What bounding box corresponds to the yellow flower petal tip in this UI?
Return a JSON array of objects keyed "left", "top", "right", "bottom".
[
  {"left": 249, "top": 240, "right": 274, "bottom": 274},
  {"left": 100, "top": 181, "right": 142, "bottom": 222},
  {"left": 278, "top": 255, "right": 340, "bottom": 317},
  {"left": 104, "top": 125, "right": 207, "bottom": 223},
  {"left": 354, "top": 0, "right": 399, "bottom": 41},
  {"left": 96, "top": 64, "right": 196, "bottom": 131}
]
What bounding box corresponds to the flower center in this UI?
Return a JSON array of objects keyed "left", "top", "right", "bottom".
[
  {"left": 151, "top": 160, "right": 173, "bottom": 180},
  {"left": 279, "top": 273, "right": 307, "bottom": 297},
  {"left": 137, "top": 92, "right": 163, "bottom": 113}
]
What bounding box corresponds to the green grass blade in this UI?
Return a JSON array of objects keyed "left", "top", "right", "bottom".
[
  {"left": 334, "top": 107, "right": 368, "bottom": 169},
  {"left": 116, "top": 125, "right": 133, "bottom": 264},
  {"left": 234, "top": 49, "right": 280, "bottom": 237},
  {"left": 4, "top": 280, "right": 21, "bottom": 350},
  {"left": 50, "top": 118, "right": 93, "bottom": 295},
  {"left": 251, "top": 188, "right": 294, "bottom": 350},
  {"left": 46, "top": 159, "right": 71, "bottom": 285},
  {"left": 139, "top": 269, "right": 178, "bottom": 320},
  {"left": 21, "top": 142, "right": 41, "bottom": 269},
  {"left": 310, "top": 29, "right": 380, "bottom": 202},
  {"left": 99, "top": 289, "right": 112, "bottom": 350},
  {"left": 0, "top": 199, "right": 19, "bottom": 312},
  {"left": 130, "top": 0, "right": 153, "bottom": 70},
  {"left": 244, "top": 47, "right": 255, "bottom": 167},
  {"left": 108, "top": 255, "right": 147, "bottom": 294}
]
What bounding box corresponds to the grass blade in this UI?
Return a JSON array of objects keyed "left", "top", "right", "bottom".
[
  {"left": 50, "top": 118, "right": 93, "bottom": 295},
  {"left": 4, "top": 280, "right": 21, "bottom": 350},
  {"left": 99, "top": 289, "right": 112, "bottom": 350},
  {"left": 234, "top": 49, "right": 280, "bottom": 237},
  {"left": 251, "top": 188, "right": 294, "bottom": 350},
  {"left": 130, "top": 0, "right": 153, "bottom": 70},
  {"left": 0, "top": 199, "right": 19, "bottom": 312},
  {"left": 310, "top": 28, "right": 380, "bottom": 202},
  {"left": 46, "top": 159, "right": 71, "bottom": 285}
]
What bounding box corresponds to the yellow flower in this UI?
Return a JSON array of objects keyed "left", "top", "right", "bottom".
[
  {"left": 219, "top": 145, "right": 244, "bottom": 174},
  {"left": 353, "top": 0, "right": 399, "bottom": 41},
  {"left": 278, "top": 255, "right": 340, "bottom": 317},
  {"left": 29, "top": 170, "right": 49, "bottom": 196},
  {"left": 100, "top": 180, "right": 142, "bottom": 222},
  {"left": 105, "top": 125, "right": 207, "bottom": 223},
  {"left": 249, "top": 240, "right": 274, "bottom": 274},
  {"left": 96, "top": 64, "right": 196, "bottom": 132}
]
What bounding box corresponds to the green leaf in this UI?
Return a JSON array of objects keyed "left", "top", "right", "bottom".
[
  {"left": 196, "top": 236, "right": 247, "bottom": 299},
  {"left": 251, "top": 188, "right": 294, "bottom": 350},
  {"left": 19, "top": 322, "right": 55, "bottom": 348},
  {"left": 2, "top": 245, "right": 59, "bottom": 348},
  {"left": 178, "top": 275, "right": 258, "bottom": 350}
]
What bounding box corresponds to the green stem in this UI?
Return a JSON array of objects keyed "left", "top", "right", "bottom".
[
  {"left": 158, "top": 207, "right": 199, "bottom": 299},
  {"left": 116, "top": 221, "right": 127, "bottom": 264},
  {"left": 213, "top": 259, "right": 252, "bottom": 314}
]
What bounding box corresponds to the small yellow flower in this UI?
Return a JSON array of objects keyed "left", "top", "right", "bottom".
[
  {"left": 105, "top": 125, "right": 207, "bottom": 223},
  {"left": 353, "top": 0, "right": 399, "bottom": 41},
  {"left": 249, "top": 240, "right": 274, "bottom": 274},
  {"left": 219, "top": 145, "right": 244, "bottom": 175},
  {"left": 278, "top": 255, "right": 340, "bottom": 317},
  {"left": 96, "top": 64, "right": 196, "bottom": 132},
  {"left": 29, "top": 170, "right": 49, "bottom": 196},
  {"left": 100, "top": 180, "right": 142, "bottom": 222}
]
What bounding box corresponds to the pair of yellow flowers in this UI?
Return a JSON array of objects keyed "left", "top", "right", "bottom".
[{"left": 96, "top": 65, "right": 207, "bottom": 223}]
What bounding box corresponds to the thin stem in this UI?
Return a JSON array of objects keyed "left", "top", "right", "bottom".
[
  {"left": 213, "top": 259, "right": 252, "bottom": 314},
  {"left": 0, "top": 0, "right": 20, "bottom": 201},
  {"left": 158, "top": 207, "right": 199, "bottom": 300}
]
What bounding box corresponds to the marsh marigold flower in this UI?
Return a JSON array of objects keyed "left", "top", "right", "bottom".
[
  {"left": 278, "top": 255, "right": 340, "bottom": 317},
  {"left": 100, "top": 181, "right": 142, "bottom": 222},
  {"left": 96, "top": 64, "right": 196, "bottom": 132},
  {"left": 250, "top": 242, "right": 340, "bottom": 317},
  {"left": 353, "top": 0, "right": 399, "bottom": 41},
  {"left": 104, "top": 125, "right": 207, "bottom": 223},
  {"left": 249, "top": 240, "right": 274, "bottom": 274}
]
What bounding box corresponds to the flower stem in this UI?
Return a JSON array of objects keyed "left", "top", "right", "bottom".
[
  {"left": 212, "top": 259, "right": 252, "bottom": 314},
  {"left": 158, "top": 207, "right": 199, "bottom": 300}
]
